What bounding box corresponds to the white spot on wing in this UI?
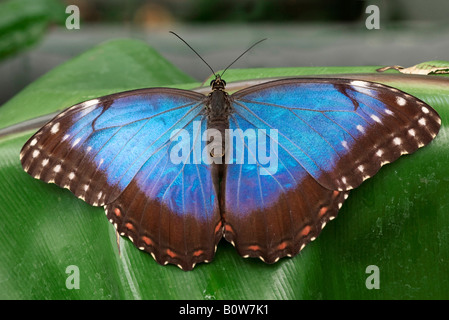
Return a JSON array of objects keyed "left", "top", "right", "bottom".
[
  {"left": 82, "top": 99, "right": 100, "bottom": 108},
  {"left": 350, "top": 80, "right": 369, "bottom": 87},
  {"left": 350, "top": 80, "right": 374, "bottom": 95},
  {"left": 78, "top": 99, "right": 100, "bottom": 117},
  {"left": 72, "top": 138, "right": 81, "bottom": 147},
  {"left": 356, "top": 125, "right": 365, "bottom": 133},
  {"left": 370, "top": 114, "right": 381, "bottom": 123},
  {"left": 50, "top": 123, "right": 60, "bottom": 134},
  {"left": 408, "top": 129, "right": 416, "bottom": 137},
  {"left": 42, "top": 158, "right": 49, "bottom": 167},
  {"left": 418, "top": 118, "right": 426, "bottom": 126},
  {"left": 53, "top": 164, "right": 61, "bottom": 173},
  {"left": 32, "top": 150, "right": 40, "bottom": 158},
  {"left": 396, "top": 96, "right": 406, "bottom": 106},
  {"left": 393, "top": 137, "right": 402, "bottom": 145},
  {"left": 68, "top": 172, "right": 75, "bottom": 180},
  {"left": 30, "top": 138, "right": 38, "bottom": 146},
  {"left": 422, "top": 106, "right": 429, "bottom": 114}
]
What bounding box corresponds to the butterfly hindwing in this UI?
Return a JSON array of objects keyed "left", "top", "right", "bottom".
[
  {"left": 104, "top": 116, "right": 223, "bottom": 270},
  {"left": 222, "top": 110, "right": 349, "bottom": 262}
]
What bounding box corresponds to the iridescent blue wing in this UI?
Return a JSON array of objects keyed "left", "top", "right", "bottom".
[
  {"left": 20, "top": 88, "right": 222, "bottom": 270},
  {"left": 223, "top": 78, "right": 441, "bottom": 263}
]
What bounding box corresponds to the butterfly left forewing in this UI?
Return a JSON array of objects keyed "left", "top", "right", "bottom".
[{"left": 20, "top": 88, "right": 207, "bottom": 205}]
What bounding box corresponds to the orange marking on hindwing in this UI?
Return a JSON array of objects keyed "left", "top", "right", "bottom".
[
  {"left": 214, "top": 221, "right": 222, "bottom": 233},
  {"left": 166, "top": 249, "right": 176, "bottom": 258},
  {"left": 125, "top": 223, "right": 134, "bottom": 231},
  {"left": 319, "top": 207, "right": 328, "bottom": 217},
  {"left": 114, "top": 208, "right": 121, "bottom": 217},
  {"left": 142, "top": 236, "right": 153, "bottom": 246},
  {"left": 300, "top": 225, "right": 311, "bottom": 236},
  {"left": 193, "top": 250, "right": 204, "bottom": 257},
  {"left": 277, "top": 242, "right": 288, "bottom": 251},
  {"left": 248, "top": 245, "right": 261, "bottom": 251}
]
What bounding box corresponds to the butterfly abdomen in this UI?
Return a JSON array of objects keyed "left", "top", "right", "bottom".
[{"left": 205, "top": 90, "right": 232, "bottom": 159}]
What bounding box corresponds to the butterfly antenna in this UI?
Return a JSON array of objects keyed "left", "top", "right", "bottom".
[
  {"left": 220, "top": 38, "right": 267, "bottom": 78},
  {"left": 169, "top": 31, "right": 217, "bottom": 77}
]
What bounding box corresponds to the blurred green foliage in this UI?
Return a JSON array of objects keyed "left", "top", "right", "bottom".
[{"left": 0, "top": 0, "right": 65, "bottom": 61}]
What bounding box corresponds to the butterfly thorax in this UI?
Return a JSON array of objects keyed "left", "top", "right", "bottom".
[
  {"left": 205, "top": 76, "right": 232, "bottom": 159},
  {"left": 206, "top": 76, "right": 232, "bottom": 119}
]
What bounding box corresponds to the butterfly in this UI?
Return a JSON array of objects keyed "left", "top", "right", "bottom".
[{"left": 20, "top": 38, "right": 441, "bottom": 271}]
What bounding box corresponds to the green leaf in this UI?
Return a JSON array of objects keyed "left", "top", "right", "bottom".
[{"left": 1, "top": 39, "right": 448, "bottom": 299}]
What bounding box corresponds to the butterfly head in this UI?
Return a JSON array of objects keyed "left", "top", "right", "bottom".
[{"left": 210, "top": 75, "right": 227, "bottom": 91}]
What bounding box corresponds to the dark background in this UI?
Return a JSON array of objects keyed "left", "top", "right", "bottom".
[{"left": 1, "top": 0, "right": 448, "bottom": 106}]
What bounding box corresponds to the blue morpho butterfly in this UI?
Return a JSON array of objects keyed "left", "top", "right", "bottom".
[{"left": 20, "top": 33, "right": 441, "bottom": 270}]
